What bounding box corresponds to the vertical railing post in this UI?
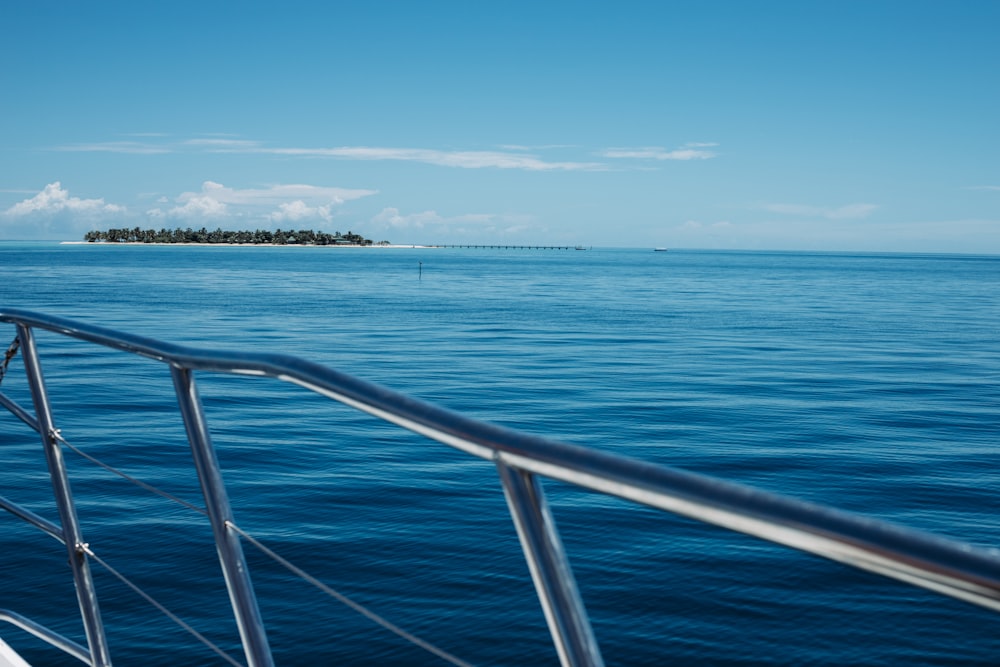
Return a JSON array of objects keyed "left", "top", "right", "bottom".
[
  {"left": 17, "top": 324, "right": 112, "bottom": 667},
  {"left": 496, "top": 458, "right": 604, "bottom": 667},
  {"left": 170, "top": 365, "right": 274, "bottom": 667}
]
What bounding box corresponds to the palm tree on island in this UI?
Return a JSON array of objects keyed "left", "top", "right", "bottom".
[{"left": 84, "top": 227, "right": 378, "bottom": 246}]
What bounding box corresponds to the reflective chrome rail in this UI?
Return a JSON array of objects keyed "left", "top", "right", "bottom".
[{"left": 2, "top": 307, "right": 1000, "bottom": 666}]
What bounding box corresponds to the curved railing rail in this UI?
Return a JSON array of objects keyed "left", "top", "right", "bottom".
[{"left": 2, "top": 307, "right": 1000, "bottom": 666}]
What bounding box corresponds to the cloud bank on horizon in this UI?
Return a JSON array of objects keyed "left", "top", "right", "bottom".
[
  {"left": 4, "top": 172, "right": 996, "bottom": 252},
  {"left": 2, "top": 180, "right": 380, "bottom": 233},
  {"left": 1, "top": 137, "right": 723, "bottom": 241},
  {"left": 1, "top": 178, "right": 540, "bottom": 241}
]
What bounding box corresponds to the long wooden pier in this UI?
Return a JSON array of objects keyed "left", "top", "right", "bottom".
[{"left": 434, "top": 244, "right": 582, "bottom": 250}]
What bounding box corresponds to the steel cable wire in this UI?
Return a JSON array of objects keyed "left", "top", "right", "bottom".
[{"left": 61, "top": 437, "right": 474, "bottom": 666}]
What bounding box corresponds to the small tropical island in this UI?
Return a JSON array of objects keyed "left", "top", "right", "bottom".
[{"left": 83, "top": 227, "right": 386, "bottom": 246}]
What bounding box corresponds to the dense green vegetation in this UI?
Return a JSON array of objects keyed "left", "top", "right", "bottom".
[{"left": 84, "top": 227, "right": 384, "bottom": 246}]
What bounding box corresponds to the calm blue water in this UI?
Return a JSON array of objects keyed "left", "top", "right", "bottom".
[{"left": 1, "top": 243, "right": 999, "bottom": 665}]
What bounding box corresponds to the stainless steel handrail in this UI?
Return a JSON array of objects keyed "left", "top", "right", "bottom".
[
  {"left": 0, "top": 610, "right": 91, "bottom": 665},
  {"left": 2, "top": 307, "right": 1000, "bottom": 666}
]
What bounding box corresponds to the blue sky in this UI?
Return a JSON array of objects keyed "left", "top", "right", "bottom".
[{"left": 1, "top": 1, "right": 998, "bottom": 251}]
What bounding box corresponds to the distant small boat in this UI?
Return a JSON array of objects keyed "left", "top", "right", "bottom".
[
  {"left": 654, "top": 247, "right": 668, "bottom": 252},
  {"left": 575, "top": 246, "right": 587, "bottom": 250}
]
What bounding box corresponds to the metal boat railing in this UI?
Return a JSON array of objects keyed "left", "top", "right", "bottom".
[{"left": 2, "top": 307, "right": 1000, "bottom": 666}]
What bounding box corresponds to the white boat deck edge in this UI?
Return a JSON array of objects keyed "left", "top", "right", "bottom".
[{"left": 0, "top": 638, "right": 30, "bottom": 667}]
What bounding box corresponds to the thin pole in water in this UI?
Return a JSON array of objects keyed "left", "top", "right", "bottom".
[{"left": 419, "top": 261, "right": 422, "bottom": 280}]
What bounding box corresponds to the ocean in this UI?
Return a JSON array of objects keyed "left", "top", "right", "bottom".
[{"left": 1, "top": 242, "right": 999, "bottom": 665}]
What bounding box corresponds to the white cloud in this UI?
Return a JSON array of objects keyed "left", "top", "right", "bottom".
[
  {"left": 1, "top": 182, "right": 126, "bottom": 239},
  {"left": 3, "top": 182, "right": 125, "bottom": 217},
  {"left": 181, "top": 182, "right": 376, "bottom": 206},
  {"left": 53, "top": 137, "right": 605, "bottom": 170},
  {"left": 498, "top": 144, "right": 576, "bottom": 151},
  {"left": 160, "top": 195, "right": 230, "bottom": 219},
  {"left": 183, "top": 138, "right": 263, "bottom": 150},
  {"left": 48, "top": 135, "right": 725, "bottom": 171},
  {"left": 602, "top": 143, "right": 718, "bottom": 160},
  {"left": 371, "top": 208, "right": 530, "bottom": 233},
  {"left": 54, "top": 141, "right": 171, "bottom": 154},
  {"left": 762, "top": 203, "right": 878, "bottom": 219},
  {"left": 268, "top": 200, "right": 332, "bottom": 223},
  {"left": 372, "top": 207, "right": 443, "bottom": 229},
  {"left": 146, "top": 181, "right": 376, "bottom": 222},
  {"left": 53, "top": 135, "right": 257, "bottom": 154},
  {"left": 262, "top": 146, "right": 606, "bottom": 171}
]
